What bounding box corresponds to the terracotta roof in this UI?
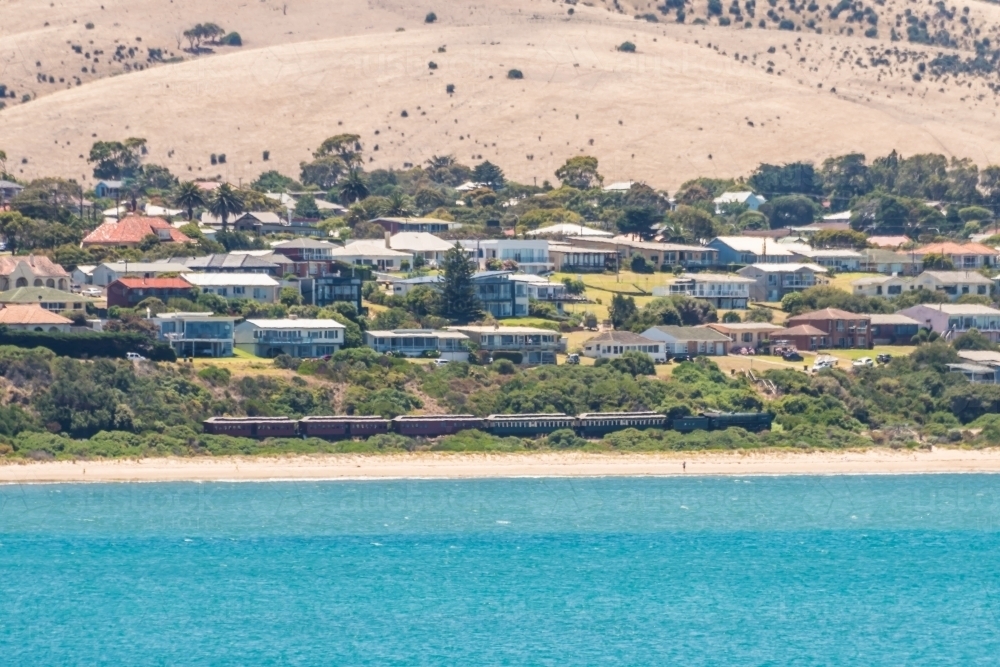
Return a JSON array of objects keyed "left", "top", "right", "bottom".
[
  {"left": 787, "top": 308, "right": 868, "bottom": 322},
  {"left": 82, "top": 215, "right": 192, "bottom": 246},
  {"left": 915, "top": 242, "right": 999, "bottom": 256},
  {"left": 584, "top": 331, "right": 660, "bottom": 345},
  {"left": 0, "top": 255, "right": 70, "bottom": 278},
  {"left": 111, "top": 277, "right": 193, "bottom": 289},
  {"left": 774, "top": 324, "right": 827, "bottom": 337},
  {"left": 0, "top": 304, "right": 73, "bottom": 325}
]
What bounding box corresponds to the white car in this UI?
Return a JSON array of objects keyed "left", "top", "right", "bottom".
[
  {"left": 81, "top": 287, "right": 103, "bottom": 297},
  {"left": 811, "top": 359, "right": 837, "bottom": 372},
  {"left": 433, "top": 359, "right": 449, "bottom": 366},
  {"left": 852, "top": 357, "right": 874, "bottom": 368},
  {"left": 126, "top": 352, "right": 147, "bottom": 361}
]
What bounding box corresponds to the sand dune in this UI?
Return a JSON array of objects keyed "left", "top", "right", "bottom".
[{"left": 4, "top": 0, "right": 1000, "bottom": 189}]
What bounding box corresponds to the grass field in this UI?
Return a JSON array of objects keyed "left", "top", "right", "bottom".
[{"left": 827, "top": 273, "right": 870, "bottom": 293}]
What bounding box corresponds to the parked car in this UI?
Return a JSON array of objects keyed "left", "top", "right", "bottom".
[
  {"left": 781, "top": 351, "right": 803, "bottom": 362},
  {"left": 852, "top": 357, "right": 874, "bottom": 368},
  {"left": 81, "top": 287, "right": 103, "bottom": 297},
  {"left": 566, "top": 353, "right": 580, "bottom": 365},
  {"left": 811, "top": 358, "right": 837, "bottom": 372},
  {"left": 126, "top": 352, "right": 146, "bottom": 361},
  {"left": 876, "top": 353, "right": 893, "bottom": 364},
  {"left": 433, "top": 359, "right": 449, "bottom": 367}
]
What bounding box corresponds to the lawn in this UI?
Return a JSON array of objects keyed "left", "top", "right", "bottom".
[{"left": 826, "top": 272, "right": 870, "bottom": 292}]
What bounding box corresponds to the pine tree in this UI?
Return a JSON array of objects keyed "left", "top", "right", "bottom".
[{"left": 439, "top": 243, "right": 482, "bottom": 323}]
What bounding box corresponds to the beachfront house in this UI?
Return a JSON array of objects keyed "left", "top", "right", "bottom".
[{"left": 235, "top": 319, "right": 346, "bottom": 358}]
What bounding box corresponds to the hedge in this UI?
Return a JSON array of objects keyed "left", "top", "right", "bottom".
[{"left": 0, "top": 327, "right": 176, "bottom": 361}]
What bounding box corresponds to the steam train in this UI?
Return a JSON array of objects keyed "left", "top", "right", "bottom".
[{"left": 203, "top": 410, "right": 773, "bottom": 439}]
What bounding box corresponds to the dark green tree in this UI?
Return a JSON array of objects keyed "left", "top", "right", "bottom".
[
  {"left": 472, "top": 161, "right": 506, "bottom": 190},
  {"left": 439, "top": 243, "right": 482, "bottom": 323},
  {"left": 208, "top": 183, "right": 245, "bottom": 231},
  {"left": 293, "top": 194, "right": 321, "bottom": 218},
  {"left": 339, "top": 169, "right": 370, "bottom": 205},
  {"left": 88, "top": 138, "right": 146, "bottom": 180},
  {"left": 173, "top": 181, "right": 207, "bottom": 221},
  {"left": 608, "top": 294, "right": 638, "bottom": 329}
]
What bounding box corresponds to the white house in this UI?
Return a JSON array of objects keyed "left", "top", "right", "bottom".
[
  {"left": 388, "top": 232, "right": 456, "bottom": 266},
  {"left": 852, "top": 271, "right": 992, "bottom": 301},
  {"left": 329, "top": 240, "right": 413, "bottom": 271},
  {"left": 654, "top": 273, "right": 753, "bottom": 309},
  {"left": 182, "top": 273, "right": 281, "bottom": 302},
  {"left": 713, "top": 191, "right": 766, "bottom": 214},
  {"left": 641, "top": 325, "right": 731, "bottom": 357},
  {"left": 581, "top": 331, "right": 666, "bottom": 362},
  {"left": 461, "top": 239, "right": 553, "bottom": 274},
  {"left": 791, "top": 248, "right": 863, "bottom": 272},
  {"left": 365, "top": 329, "right": 470, "bottom": 361},
  {"left": 525, "top": 223, "right": 613, "bottom": 238},
  {"left": 737, "top": 263, "right": 827, "bottom": 302},
  {"left": 235, "top": 319, "right": 346, "bottom": 358}
]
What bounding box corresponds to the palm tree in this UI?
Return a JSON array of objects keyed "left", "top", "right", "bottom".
[
  {"left": 339, "top": 170, "right": 369, "bottom": 205},
  {"left": 385, "top": 190, "right": 412, "bottom": 217},
  {"left": 173, "top": 181, "right": 206, "bottom": 221},
  {"left": 209, "top": 183, "right": 245, "bottom": 231},
  {"left": 425, "top": 155, "right": 455, "bottom": 170}
]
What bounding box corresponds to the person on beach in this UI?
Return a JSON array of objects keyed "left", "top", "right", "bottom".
[{"left": 683, "top": 461, "right": 686, "bottom": 472}]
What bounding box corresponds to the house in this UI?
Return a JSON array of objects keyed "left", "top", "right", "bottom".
[
  {"left": 708, "top": 236, "right": 796, "bottom": 266},
  {"left": 81, "top": 215, "right": 191, "bottom": 249},
  {"left": 178, "top": 253, "right": 281, "bottom": 275},
  {"left": 869, "top": 313, "right": 920, "bottom": 345},
  {"left": 447, "top": 325, "right": 565, "bottom": 365},
  {"left": 947, "top": 362, "right": 998, "bottom": 384},
  {"left": 299, "top": 273, "right": 364, "bottom": 313},
  {"left": 769, "top": 324, "right": 830, "bottom": 352},
  {"left": 713, "top": 191, "right": 766, "bottom": 214},
  {"left": 547, "top": 242, "right": 616, "bottom": 272},
  {"left": 641, "top": 325, "right": 731, "bottom": 357},
  {"left": 655, "top": 273, "right": 753, "bottom": 309},
  {"left": 0, "top": 287, "right": 91, "bottom": 313},
  {"left": 851, "top": 271, "right": 992, "bottom": 301},
  {"left": 603, "top": 181, "right": 635, "bottom": 192},
  {"left": 153, "top": 312, "right": 236, "bottom": 358},
  {"left": 235, "top": 319, "right": 346, "bottom": 358},
  {"left": 0, "top": 304, "right": 74, "bottom": 332},
  {"left": 365, "top": 329, "right": 471, "bottom": 361},
  {"left": 898, "top": 303, "right": 1000, "bottom": 342},
  {"left": 791, "top": 248, "right": 862, "bottom": 272},
  {"left": 182, "top": 273, "right": 281, "bottom": 303},
  {"left": 581, "top": 331, "right": 666, "bottom": 362},
  {"left": 462, "top": 239, "right": 553, "bottom": 274},
  {"left": 785, "top": 308, "right": 872, "bottom": 348},
  {"left": 201, "top": 210, "right": 281, "bottom": 228},
  {"left": 388, "top": 232, "right": 456, "bottom": 266},
  {"left": 90, "top": 262, "right": 191, "bottom": 287},
  {"left": 0, "top": 255, "right": 71, "bottom": 291},
  {"left": 94, "top": 180, "right": 123, "bottom": 199},
  {"left": 509, "top": 274, "right": 582, "bottom": 313},
  {"left": 569, "top": 236, "right": 717, "bottom": 270},
  {"left": 329, "top": 239, "right": 413, "bottom": 271},
  {"left": 706, "top": 322, "right": 785, "bottom": 351},
  {"left": 858, "top": 248, "right": 920, "bottom": 276},
  {"left": 272, "top": 238, "right": 338, "bottom": 262},
  {"left": 737, "top": 263, "right": 827, "bottom": 302},
  {"left": 472, "top": 271, "right": 529, "bottom": 318},
  {"left": 0, "top": 179, "right": 24, "bottom": 204},
  {"left": 391, "top": 275, "right": 444, "bottom": 297},
  {"left": 526, "top": 223, "right": 613, "bottom": 238},
  {"left": 867, "top": 235, "right": 911, "bottom": 249},
  {"left": 72, "top": 265, "right": 96, "bottom": 286},
  {"left": 911, "top": 242, "right": 1000, "bottom": 270},
  {"left": 106, "top": 277, "right": 195, "bottom": 309},
  {"left": 370, "top": 217, "right": 461, "bottom": 234}
]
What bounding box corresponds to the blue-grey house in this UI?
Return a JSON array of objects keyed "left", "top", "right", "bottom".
[
  {"left": 472, "top": 271, "right": 528, "bottom": 318},
  {"left": 707, "top": 236, "right": 795, "bottom": 267},
  {"left": 94, "top": 180, "right": 124, "bottom": 199}
]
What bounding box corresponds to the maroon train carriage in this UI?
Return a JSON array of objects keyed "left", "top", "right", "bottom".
[
  {"left": 203, "top": 416, "right": 298, "bottom": 438},
  {"left": 392, "top": 414, "right": 486, "bottom": 437},
  {"left": 298, "top": 416, "right": 390, "bottom": 439}
]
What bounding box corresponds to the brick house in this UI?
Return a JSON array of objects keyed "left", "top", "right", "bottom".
[
  {"left": 784, "top": 308, "right": 872, "bottom": 348},
  {"left": 106, "top": 277, "right": 196, "bottom": 308}
]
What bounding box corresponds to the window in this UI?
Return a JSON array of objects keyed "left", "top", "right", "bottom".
[
  {"left": 836, "top": 320, "right": 844, "bottom": 331},
  {"left": 887, "top": 285, "right": 902, "bottom": 295},
  {"left": 979, "top": 286, "right": 988, "bottom": 295},
  {"left": 233, "top": 286, "right": 245, "bottom": 295}
]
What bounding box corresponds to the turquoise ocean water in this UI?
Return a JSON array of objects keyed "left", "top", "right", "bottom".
[{"left": 2, "top": 475, "right": 1000, "bottom": 665}]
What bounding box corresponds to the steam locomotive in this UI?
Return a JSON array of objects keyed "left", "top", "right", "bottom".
[{"left": 203, "top": 410, "right": 773, "bottom": 439}]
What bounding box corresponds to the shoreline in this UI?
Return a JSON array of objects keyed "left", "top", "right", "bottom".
[{"left": 3, "top": 448, "right": 1000, "bottom": 483}]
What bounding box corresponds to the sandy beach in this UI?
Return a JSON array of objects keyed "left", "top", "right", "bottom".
[{"left": 2, "top": 449, "right": 1000, "bottom": 483}]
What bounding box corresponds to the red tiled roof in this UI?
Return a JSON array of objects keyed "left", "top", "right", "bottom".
[
  {"left": 112, "top": 277, "right": 193, "bottom": 289},
  {"left": 0, "top": 255, "right": 70, "bottom": 278},
  {"left": 774, "top": 324, "right": 827, "bottom": 337},
  {"left": 81, "top": 215, "right": 191, "bottom": 246},
  {"left": 915, "top": 242, "right": 998, "bottom": 256},
  {"left": 0, "top": 304, "right": 73, "bottom": 325}
]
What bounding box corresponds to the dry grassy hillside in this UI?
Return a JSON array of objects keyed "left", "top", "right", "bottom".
[{"left": 5, "top": 0, "right": 1000, "bottom": 190}]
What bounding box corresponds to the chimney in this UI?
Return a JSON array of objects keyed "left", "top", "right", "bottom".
[{"left": 385, "top": 231, "right": 392, "bottom": 249}]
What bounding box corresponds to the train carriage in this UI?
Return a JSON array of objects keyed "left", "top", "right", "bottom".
[
  {"left": 204, "top": 417, "right": 297, "bottom": 438},
  {"left": 253, "top": 418, "right": 299, "bottom": 438},
  {"left": 298, "top": 416, "right": 390, "bottom": 439},
  {"left": 672, "top": 416, "right": 710, "bottom": 433},
  {"left": 486, "top": 413, "right": 577, "bottom": 436},
  {"left": 575, "top": 411, "right": 667, "bottom": 437},
  {"left": 392, "top": 415, "right": 486, "bottom": 437},
  {"left": 704, "top": 411, "right": 773, "bottom": 433}
]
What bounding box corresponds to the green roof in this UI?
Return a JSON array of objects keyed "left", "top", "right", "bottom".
[{"left": 0, "top": 287, "right": 92, "bottom": 304}]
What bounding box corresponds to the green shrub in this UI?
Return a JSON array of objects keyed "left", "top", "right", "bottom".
[
  {"left": 618, "top": 41, "right": 637, "bottom": 53},
  {"left": 197, "top": 365, "right": 231, "bottom": 387},
  {"left": 507, "top": 69, "right": 524, "bottom": 79}
]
